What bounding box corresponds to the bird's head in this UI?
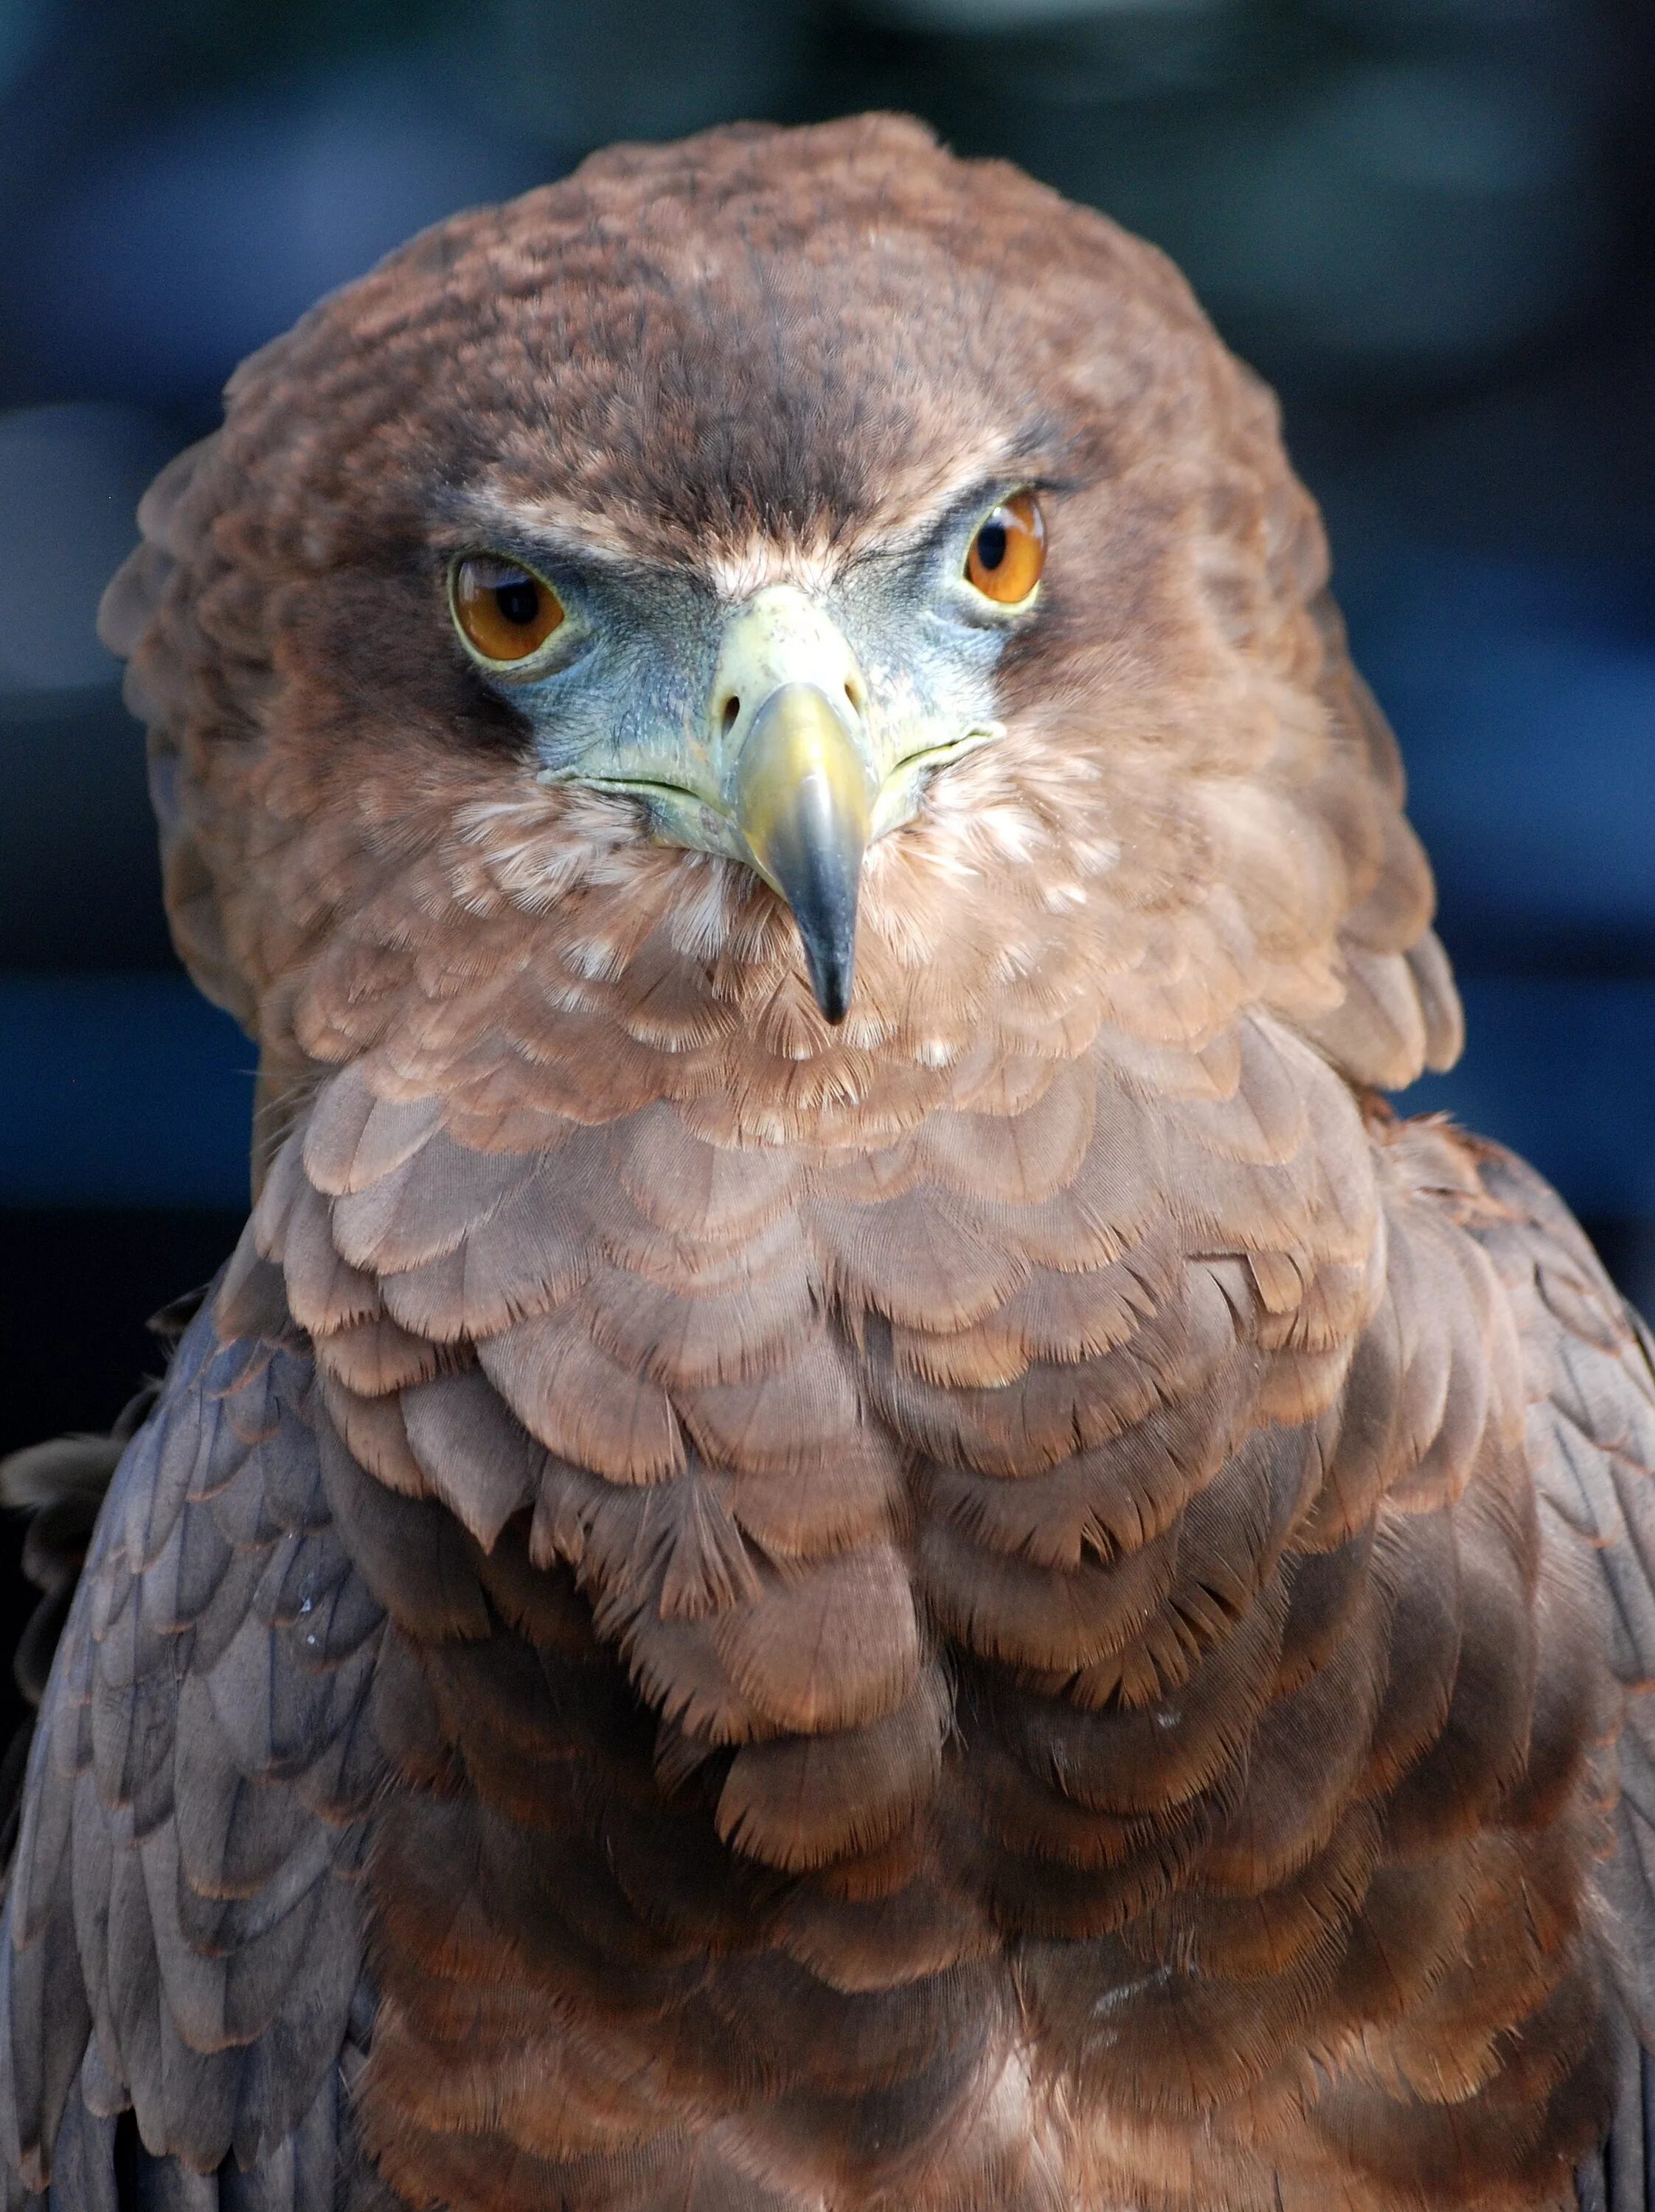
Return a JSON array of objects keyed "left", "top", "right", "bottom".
[
  {"left": 441, "top": 482, "right": 1046, "bottom": 1025},
  {"left": 104, "top": 114, "right": 1458, "bottom": 1162}
]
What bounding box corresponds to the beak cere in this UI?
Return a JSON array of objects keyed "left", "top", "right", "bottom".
[{"left": 733, "top": 683, "right": 872, "bottom": 1023}]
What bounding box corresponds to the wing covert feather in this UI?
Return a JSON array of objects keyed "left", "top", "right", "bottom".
[
  {"left": 1451, "top": 1141, "right": 1655, "bottom": 2008},
  {"left": 0, "top": 1300, "right": 388, "bottom": 2209}
]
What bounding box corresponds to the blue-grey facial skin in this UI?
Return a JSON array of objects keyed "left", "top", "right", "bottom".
[{"left": 443, "top": 490, "right": 1038, "bottom": 865}]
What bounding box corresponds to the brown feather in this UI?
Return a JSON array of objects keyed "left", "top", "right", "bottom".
[{"left": 24, "top": 107, "right": 1651, "bottom": 2212}]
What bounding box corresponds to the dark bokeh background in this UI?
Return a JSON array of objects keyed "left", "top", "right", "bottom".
[{"left": 2, "top": 0, "right": 1653, "bottom": 1675}]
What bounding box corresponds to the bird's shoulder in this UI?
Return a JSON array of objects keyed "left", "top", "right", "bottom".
[
  {"left": 1381, "top": 1113, "right": 1655, "bottom": 1726},
  {"left": 1382, "top": 1116, "right": 1655, "bottom": 2212},
  {"left": 0, "top": 1295, "right": 386, "bottom": 2210}
]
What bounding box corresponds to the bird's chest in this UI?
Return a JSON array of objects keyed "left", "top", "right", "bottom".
[
  {"left": 282, "top": 1037, "right": 1394, "bottom": 2205},
  {"left": 297, "top": 1037, "right": 1370, "bottom": 1934},
  {"left": 350, "top": 1190, "right": 1331, "bottom": 2163}
]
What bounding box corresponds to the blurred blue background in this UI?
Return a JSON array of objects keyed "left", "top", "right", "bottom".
[{"left": 1, "top": 0, "right": 1653, "bottom": 1458}]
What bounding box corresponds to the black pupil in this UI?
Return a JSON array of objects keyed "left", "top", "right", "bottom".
[
  {"left": 493, "top": 573, "right": 541, "bottom": 627},
  {"left": 975, "top": 518, "right": 1009, "bottom": 571}
]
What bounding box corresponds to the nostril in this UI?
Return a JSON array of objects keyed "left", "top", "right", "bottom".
[
  {"left": 843, "top": 675, "right": 865, "bottom": 717},
  {"left": 721, "top": 695, "right": 740, "bottom": 737}
]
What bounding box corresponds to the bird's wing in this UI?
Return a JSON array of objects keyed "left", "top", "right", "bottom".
[
  {"left": 0, "top": 1293, "right": 386, "bottom": 2212},
  {"left": 1451, "top": 1138, "right": 1655, "bottom": 2212}
]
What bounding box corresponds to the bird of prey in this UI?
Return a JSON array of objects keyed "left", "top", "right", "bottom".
[{"left": 4, "top": 113, "right": 1654, "bottom": 2212}]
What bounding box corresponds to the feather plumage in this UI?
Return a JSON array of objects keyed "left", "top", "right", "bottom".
[{"left": 2, "top": 111, "right": 1648, "bottom": 2212}]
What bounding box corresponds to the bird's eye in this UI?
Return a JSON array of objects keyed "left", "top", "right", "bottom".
[
  {"left": 965, "top": 493, "right": 1046, "bottom": 605},
  {"left": 450, "top": 554, "right": 566, "bottom": 663}
]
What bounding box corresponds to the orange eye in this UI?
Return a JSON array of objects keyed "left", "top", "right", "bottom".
[
  {"left": 451, "top": 554, "right": 565, "bottom": 662},
  {"left": 965, "top": 492, "right": 1046, "bottom": 605}
]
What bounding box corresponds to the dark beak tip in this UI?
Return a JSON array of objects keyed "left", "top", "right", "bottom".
[
  {"left": 771, "top": 853, "right": 859, "bottom": 1028},
  {"left": 803, "top": 940, "right": 855, "bottom": 1025}
]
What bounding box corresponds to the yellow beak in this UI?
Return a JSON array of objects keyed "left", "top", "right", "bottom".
[{"left": 733, "top": 682, "right": 872, "bottom": 1023}]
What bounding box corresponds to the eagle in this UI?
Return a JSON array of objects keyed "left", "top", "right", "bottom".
[{"left": 4, "top": 113, "right": 1653, "bottom": 2212}]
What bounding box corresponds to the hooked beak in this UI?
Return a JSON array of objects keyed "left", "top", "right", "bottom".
[
  {"left": 733, "top": 684, "right": 872, "bottom": 1023},
  {"left": 707, "top": 585, "right": 881, "bottom": 1023}
]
